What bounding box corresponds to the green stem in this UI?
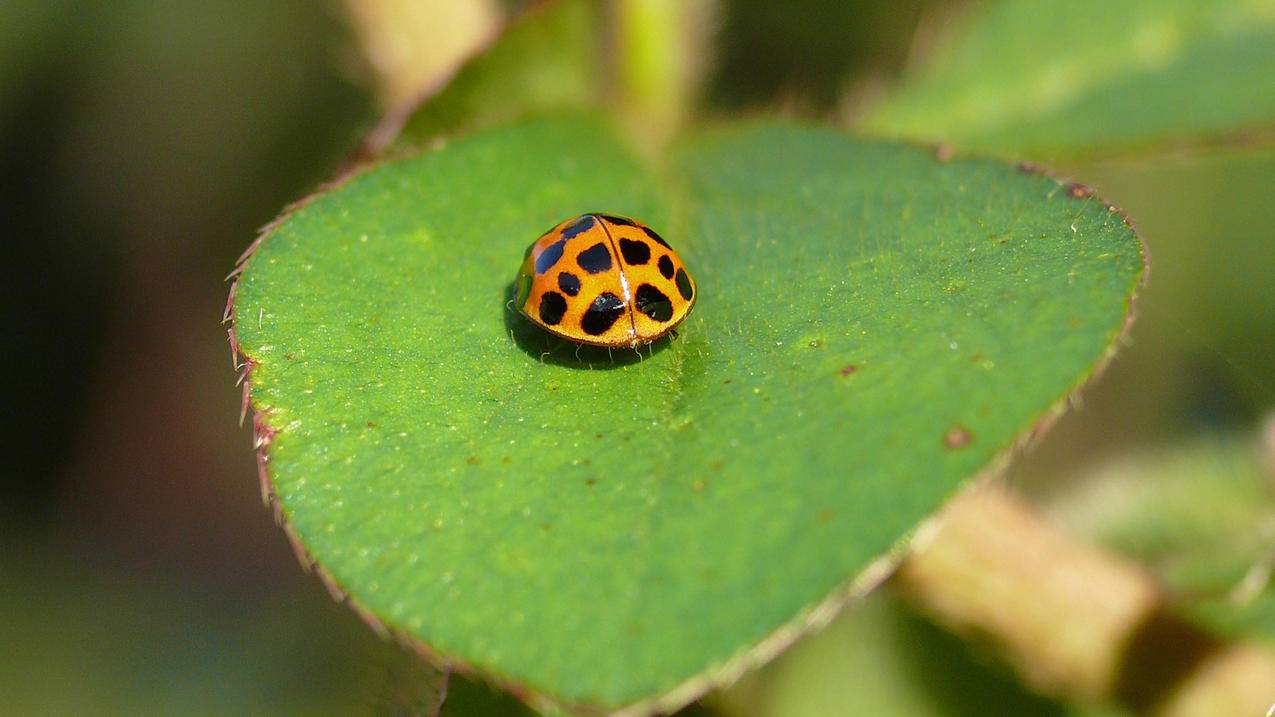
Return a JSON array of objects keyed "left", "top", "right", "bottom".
[{"left": 610, "top": 0, "right": 707, "bottom": 146}]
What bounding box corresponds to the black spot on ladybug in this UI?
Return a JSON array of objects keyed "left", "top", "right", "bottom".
[
  {"left": 657, "top": 255, "right": 674, "bottom": 279},
  {"left": 675, "top": 268, "right": 694, "bottom": 301},
  {"left": 599, "top": 214, "right": 637, "bottom": 227},
  {"left": 635, "top": 284, "right": 673, "bottom": 322},
  {"left": 561, "top": 214, "right": 596, "bottom": 239},
  {"left": 557, "top": 271, "right": 581, "bottom": 296},
  {"left": 577, "top": 242, "right": 612, "bottom": 274},
  {"left": 581, "top": 292, "right": 625, "bottom": 335},
  {"left": 538, "top": 291, "right": 567, "bottom": 325},
  {"left": 535, "top": 239, "right": 566, "bottom": 275},
  {"left": 619, "top": 238, "right": 651, "bottom": 265},
  {"left": 642, "top": 225, "right": 671, "bottom": 249}
]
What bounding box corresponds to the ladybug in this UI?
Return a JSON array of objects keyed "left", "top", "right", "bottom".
[{"left": 513, "top": 213, "right": 696, "bottom": 348}]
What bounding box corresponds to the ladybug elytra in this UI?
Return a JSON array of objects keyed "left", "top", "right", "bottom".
[{"left": 513, "top": 213, "right": 696, "bottom": 348}]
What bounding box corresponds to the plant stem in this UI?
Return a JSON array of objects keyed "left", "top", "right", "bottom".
[
  {"left": 608, "top": 0, "right": 711, "bottom": 147},
  {"left": 894, "top": 487, "right": 1275, "bottom": 716}
]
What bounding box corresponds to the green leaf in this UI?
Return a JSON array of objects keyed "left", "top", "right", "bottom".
[
  {"left": 390, "top": 0, "right": 602, "bottom": 151},
  {"left": 859, "top": 0, "right": 1275, "bottom": 159},
  {"left": 230, "top": 116, "right": 1143, "bottom": 712}
]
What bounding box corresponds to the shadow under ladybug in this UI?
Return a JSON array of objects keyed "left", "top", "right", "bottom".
[{"left": 502, "top": 280, "right": 679, "bottom": 370}]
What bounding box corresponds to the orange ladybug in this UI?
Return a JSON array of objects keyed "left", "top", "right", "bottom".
[{"left": 513, "top": 213, "right": 696, "bottom": 348}]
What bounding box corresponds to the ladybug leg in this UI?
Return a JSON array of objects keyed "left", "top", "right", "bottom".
[{"left": 540, "top": 336, "right": 558, "bottom": 363}]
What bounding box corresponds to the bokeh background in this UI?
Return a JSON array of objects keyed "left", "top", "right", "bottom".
[{"left": 2, "top": 1, "right": 1272, "bottom": 714}]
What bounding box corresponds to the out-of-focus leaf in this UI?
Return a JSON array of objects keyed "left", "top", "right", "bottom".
[
  {"left": 343, "top": 0, "right": 503, "bottom": 109},
  {"left": 1042, "top": 432, "right": 1275, "bottom": 641},
  {"left": 860, "top": 0, "right": 1275, "bottom": 159},
  {"left": 390, "top": 0, "right": 601, "bottom": 151}
]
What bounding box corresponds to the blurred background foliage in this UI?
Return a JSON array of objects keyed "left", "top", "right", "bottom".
[{"left": 0, "top": 0, "right": 1271, "bottom": 714}]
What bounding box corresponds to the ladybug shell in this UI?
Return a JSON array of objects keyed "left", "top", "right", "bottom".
[{"left": 513, "top": 213, "right": 696, "bottom": 348}]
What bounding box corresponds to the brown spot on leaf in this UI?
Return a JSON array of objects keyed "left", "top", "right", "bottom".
[
  {"left": 1017, "top": 161, "right": 1045, "bottom": 174},
  {"left": 934, "top": 144, "right": 954, "bottom": 162},
  {"left": 1066, "top": 182, "right": 1094, "bottom": 199},
  {"left": 816, "top": 508, "right": 835, "bottom": 524},
  {"left": 943, "top": 426, "right": 973, "bottom": 450},
  {"left": 839, "top": 364, "right": 858, "bottom": 377},
  {"left": 366, "top": 421, "right": 377, "bottom": 428},
  {"left": 584, "top": 478, "right": 597, "bottom": 486},
  {"left": 691, "top": 479, "right": 706, "bottom": 492},
  {"left": 500, "top": 456, "right": 511, "bottom": 465},
  {"left": 723, "top": 379, "right": 732, "bottom": 385},
  {"left": 466, "top": 455, "right": 480, "bottom": 466}
]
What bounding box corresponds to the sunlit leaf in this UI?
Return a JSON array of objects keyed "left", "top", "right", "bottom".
[{"left": 231, "top": 116, "right": 1143, "bottom": 712}]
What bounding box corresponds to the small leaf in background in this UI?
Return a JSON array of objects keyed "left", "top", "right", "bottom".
[
  {"left": 386, "top": 0, "right": 715, "bottom": 154},
  {"left": 342, "top": 0, "right": 503, "bottom": 110},
  {"left": 1041, "top": 427, "right": 1275, "bottom": 643},
  {"left": 231, "top": 115, "right": 1143, "bottom": 711},
  {"left": 859, "top": 0, "right": 1275, "bottom": 159},
  {"left": 388, "top": 0, "right": 602, "bottom": 152}
]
